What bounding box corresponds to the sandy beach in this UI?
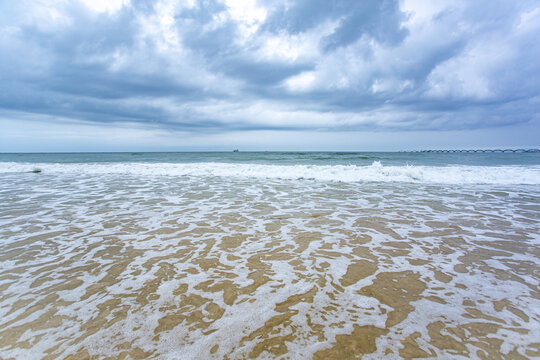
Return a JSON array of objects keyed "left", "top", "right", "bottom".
[{"left": 0, "top": 158, "right": 538, "bottom": 359}]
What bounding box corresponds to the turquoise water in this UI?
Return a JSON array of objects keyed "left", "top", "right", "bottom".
[{"left": 1, "top": 151, "right": 539, "bottom": 166}]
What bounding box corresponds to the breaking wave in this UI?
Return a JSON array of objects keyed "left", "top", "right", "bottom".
[{"left": 1, "top": 161, "right": 539, "bottom": 185}]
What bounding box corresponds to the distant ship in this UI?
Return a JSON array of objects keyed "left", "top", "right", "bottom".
[{"left": 233, "top": 149, "right": 239, "bottom": 152}]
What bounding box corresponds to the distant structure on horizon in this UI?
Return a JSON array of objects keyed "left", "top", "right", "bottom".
[
  {"left": 415, "top": 149, "right": 539, "bottom": 153},
  {"left": 233, "top": 149, "right": 239, "bottom": 152}
]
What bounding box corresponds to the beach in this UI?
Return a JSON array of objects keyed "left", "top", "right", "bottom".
[{"left": 0, "top": 152, "right": 539, "bottom": 359}]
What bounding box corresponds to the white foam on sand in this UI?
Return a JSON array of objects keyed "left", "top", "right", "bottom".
[{"left": 0, "top": 169, "right": 538, "bottom": 359}]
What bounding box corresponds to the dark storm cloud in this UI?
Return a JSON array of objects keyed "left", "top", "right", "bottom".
[
  {"left": 0, "top": 0, "right": 539, "bottom": 135},
  {"left": 219, "top": 59, "right": 312, "bottom": 87}
]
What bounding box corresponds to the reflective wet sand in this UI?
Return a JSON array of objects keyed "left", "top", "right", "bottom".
[{"left": 0, "top": 173, "right": 539, "bottom": 359}]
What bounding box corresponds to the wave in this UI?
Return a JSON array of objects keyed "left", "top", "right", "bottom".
[{"left": 1, "top": 161, "right": 539, "bottom": 185}]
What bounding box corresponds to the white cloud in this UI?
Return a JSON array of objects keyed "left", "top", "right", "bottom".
[
  {"left": 372, "top": 79, "right": 413, "bottom": 94},
  {"left": 424, "top": 3, "right": 540, "bottom": 100},
  {"left": 400, "top": 0, "right": 453, "bottom": 27},
  {"left": 223, "top": 0, "right": 267, "bottom": 40},
  {"left": 78, "top": 0, "right": 130, "bottom": 14},
  {"left": 256, "top": 20, "right": 337, "bottom": 63},
  {"left": 517, "top": 6, "right": 540, "bottom": 32},
  {"left": 284, "top": 71, "right": 316, "bottom": 92}
]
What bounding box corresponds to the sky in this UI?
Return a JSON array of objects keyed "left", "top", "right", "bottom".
[{"left": 0, "top": 0, "right": 539, "bottom": 151}]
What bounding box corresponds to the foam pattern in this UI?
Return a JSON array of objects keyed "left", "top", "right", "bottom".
[{"left": 0, "top": 170, "right": 539, "bottom": 359}]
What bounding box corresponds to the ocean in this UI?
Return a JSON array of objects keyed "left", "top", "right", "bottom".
[{"left": 0, "top": 152, "right": 539, "bottom": 359}]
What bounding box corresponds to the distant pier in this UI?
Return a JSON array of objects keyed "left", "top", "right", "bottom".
[{"left": 415, "top": 149, "right": 539, "bottom": 153}]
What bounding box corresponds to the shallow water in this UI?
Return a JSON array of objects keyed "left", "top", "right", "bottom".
[{"left": 0, "top": 155, "right": 539, "bottom": 359}]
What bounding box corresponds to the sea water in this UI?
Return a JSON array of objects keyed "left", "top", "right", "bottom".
[{"left": 0, "top": 152, "right": 539, "bottom": 359}]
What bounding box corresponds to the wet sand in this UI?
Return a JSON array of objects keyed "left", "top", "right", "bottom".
[{"left": 0, "top": 173, "right": 539, "bottom": 359}]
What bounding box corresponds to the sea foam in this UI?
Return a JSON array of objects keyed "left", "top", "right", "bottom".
[
  {"left": 1, "top": 161, "right": 539, "bottom": 185},
  {"left": 0, "top": 159, "right": 538, "bottom": 359}
]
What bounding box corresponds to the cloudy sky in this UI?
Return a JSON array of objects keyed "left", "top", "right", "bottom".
[{"left": 0, "top": 0, "right": 539, "bottom": 151}]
